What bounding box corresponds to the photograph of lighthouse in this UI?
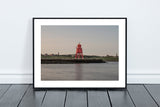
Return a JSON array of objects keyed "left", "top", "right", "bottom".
[
  {"left": 33, "top": 18, "right": 126, "bottom": 88},
  {"left": 41, "top": 25, "right": 119, "bottom": 80}
]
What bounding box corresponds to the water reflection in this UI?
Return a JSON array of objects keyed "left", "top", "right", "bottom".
[
  {"left": 75, "top": 64, "right": 82, "bottom": 80},
  {"left": 41, "top": 62, "right": 118, "bottom": 80}
]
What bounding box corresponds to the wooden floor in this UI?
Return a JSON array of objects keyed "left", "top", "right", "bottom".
[{"left": 0, "top": 85, "right": 160, "bottom": 107}]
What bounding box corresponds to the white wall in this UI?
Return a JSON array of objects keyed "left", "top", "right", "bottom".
[{"left": 0, "top": 0, "right": 160, "bottom": 84}]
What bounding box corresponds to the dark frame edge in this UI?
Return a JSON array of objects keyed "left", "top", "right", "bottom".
[
  {"left": 32, "top": 17, "right": 127, "bottom": 90},
  {"left": 33, "top": 18, "right": 35, "bottom": 89},
  {"left": 125, "top": 18, "right": 127, "bottom": 89}
]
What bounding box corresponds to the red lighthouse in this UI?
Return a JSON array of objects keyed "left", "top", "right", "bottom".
[{"left": 75, "top": 43, "right": 84, "bottom": 59}]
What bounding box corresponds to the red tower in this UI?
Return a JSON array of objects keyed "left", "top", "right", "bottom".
[{"left": 75, "top": 43, "right": 84, "bottom": 59}]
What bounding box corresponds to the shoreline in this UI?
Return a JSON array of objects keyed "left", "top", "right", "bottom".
[{"left": 41, "top": 59, "right": 107, "bottom": 64}]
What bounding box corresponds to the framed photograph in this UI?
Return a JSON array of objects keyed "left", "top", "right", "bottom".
[{"left": 33, "top": 18, "right": 127, "bottom": 89}]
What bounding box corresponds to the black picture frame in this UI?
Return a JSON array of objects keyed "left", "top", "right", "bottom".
[{"left": 33, "top": 17, "right": 127, "bottom": 89}]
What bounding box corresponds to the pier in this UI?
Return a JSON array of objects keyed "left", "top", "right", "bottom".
[{"left": 41, "top": 59, "right": 106, "bottom": 64}]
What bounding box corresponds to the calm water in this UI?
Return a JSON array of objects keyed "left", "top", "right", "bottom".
[{"left": 41, "top": 62, "right": 118, "bottom": 80}]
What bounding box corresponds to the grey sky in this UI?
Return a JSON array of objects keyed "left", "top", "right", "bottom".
[{"left": 41, "top": 26, "right": 118, "bottom": 56}]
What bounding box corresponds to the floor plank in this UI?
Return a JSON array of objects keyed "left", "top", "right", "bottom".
[
  {"left": 65, "top": 90, "right": 87, "bottom": 107},
  {"left": 42, "top": 90, "right": 66, "bottom": 107},
  {"left": 18, "top": 85, "right": 46, "bottom": 107},
  {"left": 108, "top": 89, "right": 135, "bottom": 107},
  {"left": 88, "top": 90, "right": 111, "bottom": 107},
  {"left": 127, "top": 85, "right": 158, "bottom": 107},
  {"left": 0, "top": 85, "right": 29, "bottom": 107},
  {"left": 0, "top": 84, "right": 160, "bottom": 107},
  {"left": 145, "top": 85, "right": 160, "bottom": 106},
  {"left": 0, "top": 85, "right": 10, "bottom": 99}
]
